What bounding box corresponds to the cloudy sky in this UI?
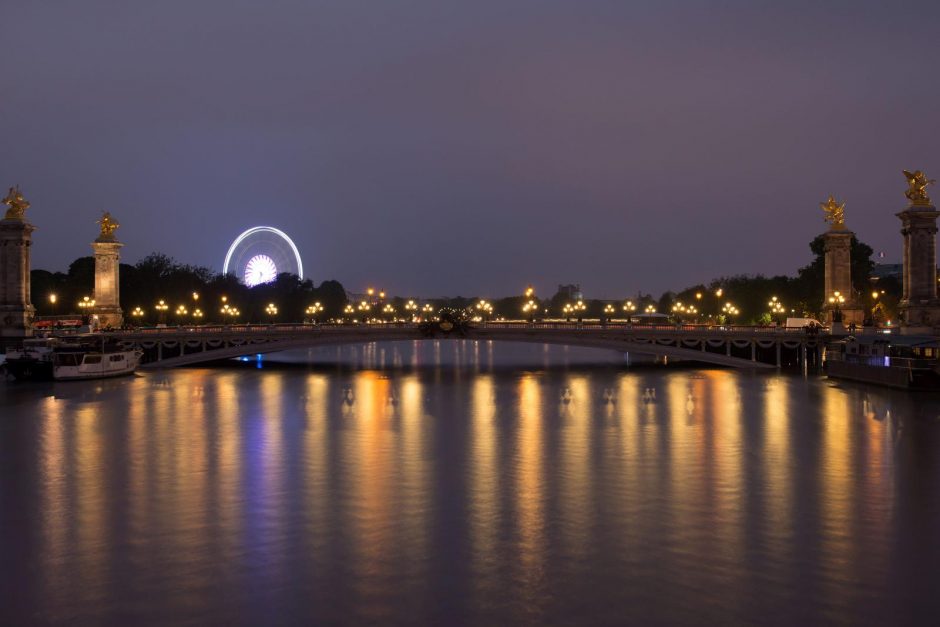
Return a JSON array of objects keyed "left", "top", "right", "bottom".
[{"left": 3, "top": 0, "right": 939, "bottom": 297}]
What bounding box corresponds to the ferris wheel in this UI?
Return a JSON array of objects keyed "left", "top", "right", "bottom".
[{"left": 223, "top": 226, "right": 303, "bottom": 287}]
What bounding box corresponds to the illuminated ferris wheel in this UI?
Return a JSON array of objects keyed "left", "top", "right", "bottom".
[{"left": 223, "top": 226, "right": 303, "bottom": 287}]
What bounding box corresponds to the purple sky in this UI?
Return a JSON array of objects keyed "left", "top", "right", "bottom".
[{"left": 3, "top": 1, "right": 939, "bottom": 298}]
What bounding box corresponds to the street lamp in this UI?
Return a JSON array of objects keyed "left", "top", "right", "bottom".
[
  {"left": 828, "top": 290, "right": 846, "bottom": 323},
  {"left": 768, "top": 296, "right": 786, "bottom": 324},
  {"left": 475, "top": 299, "right": 493, "bottom": 322},
  {"left": 49, "top": 293, "right": 58, "bottom": 317},
  {"left": 78, "top": 296, "right": 96, "bottom": 325},
  {"left": 574, "top": 299, "right": 586, "bottom": 323},
  {"left": 175, "top": 304, "right": 188, "bottom": 325},
  {"left": 306, "top": 302, "right": 324, "bottom": 324},
  {"left": 603, "top": 303, "right": 615, "bottom": 324},
  {"left": 192, "top": 308, "right": 204, "bottom": 323},
  {"left": 343, "top": 304, "right": 355, "bottom": 323},
  {"left": 382, "top": 303, "right": 395, "bottom": 322},
  {"left": 155, "top": 299, "right": 169, "bottom": 324},
  {"left": 357, "top": 300, "right": 372, "bottom": 323},
  {"left": 131, "top": 306, "right": 145, "bottom": 324},
  {"left": 563, "top": 303, "right": 573, "bottom": 322},
  {"left": 722, "top": 302, "right": 739, "bottom": 323},
  {"left": 265, "top": 303, "right": 278, "bottom": 322},
  {"left": 523, "top": 299, "right": 538, "bottom": 322}
]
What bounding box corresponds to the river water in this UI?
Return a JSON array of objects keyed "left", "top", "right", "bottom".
[{"left": 1, "top": 341, "right": 939, "bottom": 626}]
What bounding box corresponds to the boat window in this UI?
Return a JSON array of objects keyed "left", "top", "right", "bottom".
[
  {"left": 83, "top": 355, "right": 102, "bottom": 364},
  {"left": 110, "top": 354, "right": 125, "bottom": 362}
]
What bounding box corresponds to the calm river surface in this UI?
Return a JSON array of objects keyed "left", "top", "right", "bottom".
[{"left": 2, "top": 341, "right": 940, "bottom": 626}]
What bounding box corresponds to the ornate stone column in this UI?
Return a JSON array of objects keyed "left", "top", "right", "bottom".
[
  {"left": 92, "top": 212, "right": 123, "bottom": 328},
  {"left": 819, "top": 195, "right": 863, "bottom": 326},
  {"left": 0, "top": 186, "right": 36, "bottom": 339},
  {"left": 897, "top": 169, "right": 940, "bottom": 333}
]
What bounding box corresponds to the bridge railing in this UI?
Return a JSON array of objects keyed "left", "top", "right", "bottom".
[{"left": 112, "top": 321, "right": 822, "bottom": 336}]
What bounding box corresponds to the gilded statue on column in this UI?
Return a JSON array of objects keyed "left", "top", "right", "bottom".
[
  {"left": 2, "top": 185, "right": 30, "bottom": 220},
  {"left": 903, "top": 169, "right": 935, "bottom": 206},
  {"left": 97, "top": 211, "right": 120, "bottom": 240},
  {"left": 820, "top": 195, "right": 845, "bottom": 230}
]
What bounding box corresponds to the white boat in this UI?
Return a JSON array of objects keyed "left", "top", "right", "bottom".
[
  {"left": 53, "top": 348, "right": 142, "bottom": 381},
  {"left": 5, "top": 337, "right": 59, "bottom": 380}
]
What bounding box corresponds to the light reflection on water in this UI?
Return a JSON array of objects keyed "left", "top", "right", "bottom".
[{"left": 1, "top": 340, "right": 939, "bottom": 626}]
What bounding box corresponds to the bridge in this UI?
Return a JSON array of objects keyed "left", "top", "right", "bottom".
[{"left": 108, "top": 322, "right": 826, "bottom": 370}]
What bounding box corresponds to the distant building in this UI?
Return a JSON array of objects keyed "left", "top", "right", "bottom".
[
  {"left": 870, "top": 263, "right": 902, "bottom": 282},
  {"left": 556, "top": 284, "right": 583, "bottom": 301}
]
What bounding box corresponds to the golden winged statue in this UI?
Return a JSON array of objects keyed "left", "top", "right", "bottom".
[
  {"left": 903, "top": 169, "right": 935, "bottom": 206},
  {"left": 2, "top": 185, "right": 30, "bottom": 220},
  {"left": 97, "top": 211, "right": 120, "bottom": 240},
  {"left": 820, "top": 195, "right": 845, "bottom": 229}
]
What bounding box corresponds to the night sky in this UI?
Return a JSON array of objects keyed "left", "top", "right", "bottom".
[{"left": 3, "top": 1, "right": 939, "bottom": 298}]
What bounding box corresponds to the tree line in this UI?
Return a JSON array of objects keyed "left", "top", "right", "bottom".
[{"left": 29, "top": 235, "right": 900, "bottom": 326}]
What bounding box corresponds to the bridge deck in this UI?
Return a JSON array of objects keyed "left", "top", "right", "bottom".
[{"left": 106, "top": 322, "right": 823, "bottom": 370}]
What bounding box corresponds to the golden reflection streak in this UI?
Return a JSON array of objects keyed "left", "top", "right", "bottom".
[
  {"left": 515, "top": 375, "right": 545, "bottom": 603},
  {"left": 763, "top": 377, "right": 791, "bottom": 538},
  {"left": 127, "top": 378, "right": 148, "bottom": 559},
  {"left": 560, "top": 375, "right": 591, "bottom": 558},
  {"left": 819, "top": 386, "right": 854, "bottom": 607},
  {"left": 172, "top": 371, "right": 209, "bottom": 561},
  {"left": 398, "top": 375, "right": 429, "bottom": 579},
  {"left": 214, "top": 373, "right": 243, "bottom": 558},
  {"left": 706, "top": 370, "right": 744, "bottom": 568},
  {"left": 667, "top": 375, "right": 693, "bottom": 517},
  {"left": 304, "top": 373, "right": 330, "bottom": 557},
  {"left": 468, "top": 375, "right": 498, "bottom": 595},
  {"left": 74, "top": 401, "right": 108, "bottom": 605},
  {"left": 39, "top": 396, "right": 68, "bottom": 611},
  {"left": 346, "top": 371, "right": 394, "bottom": 609}
]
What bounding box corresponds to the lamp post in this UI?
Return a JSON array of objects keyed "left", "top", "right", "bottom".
[
  {"left": 306, "top": 302, "right": 324, "bottom": 324},
  {"left": 523, "top": 299, "right": 537, "bottom": 323},
  {"left": 603, "top": 303, "right": 615, "bottom": 325},
  {"left": 382, "top": 303, "right": 395, "bottom": 322},
  {"left": 155, "top": 299, "right": 169, "bottom": 325},
  {"left": 48, "top": 293, "right": 57, "bottom": 317},
  {"left": 475, "top": 299, "right": 492, "bottom": 323},
  {"left": 265, "top": 303, "right": 278, "bottom": 323},
  {"left": 623, "top": 300, "right": 637, "bottom": 323},
  {"left": 721, "top": 302, "right": 739, "bottom": 324},
  {"left": 175, "top": 304, "right": 188, "bottom": 326},
  {"left": 563, "top": 303, "right": 573, "bottom": 322},
  {"left": 828, "top": 291, "right": 846, "bottom": 324},
  {"left": 574, "top": 299, "right": 586, "bottom": 324},
  {"left": 343, "top": 304, "right": 355, "bottom": 323},
  {"left": 405, "top": 299, "right": 418, "bottom": 321},
  {"left": 131, "top": 306, "right": 145, "bottom": 326},
  {"left": 192, "top": 308, "right": 204, "bottom": 324},
  {"left": 78, "top": 296, "right": 96, "bottom": 325},
  {"left": 768, "top": 296, "right": 786, "bottom": 325}
]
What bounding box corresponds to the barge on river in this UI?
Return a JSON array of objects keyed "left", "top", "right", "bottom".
[
  {"left": 4, "top": 335, "right": 142, "bottom": 381},
  {"left": 825, "top": 334, "right": 940, "bottom": 390}
]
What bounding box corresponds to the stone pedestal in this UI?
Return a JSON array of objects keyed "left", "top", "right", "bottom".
[
  {"left": 897, "top": 204, "right": 940, "bottom": 334},
  {"left": 822, "top": 228, "right": 864, "bottom": 326},
  {"left": 93, "top": 239, "right": 123, "bottom": 328},
  {"left": 0, "top": 218, "right": 36, "bottom": 338}
]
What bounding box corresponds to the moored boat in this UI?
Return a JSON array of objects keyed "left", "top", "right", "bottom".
[
  {"left": 5, "top": 335, "right": 143, "bottom": 382},
  {"left": 52, "top": 344, "right": 142, "bottom": 381},
  {"left": 4, "top": 337, "right": 59, "bottom": 380},
  {"left": 825, "top": 334, "right": 940, "bottom": 390}
]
